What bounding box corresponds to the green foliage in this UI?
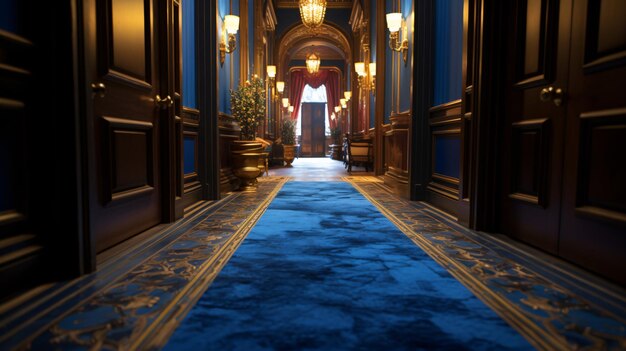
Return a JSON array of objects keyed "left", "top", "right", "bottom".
[
  {"left": 281, "top": 118, "right": 297, "bottom": 145},
  {"left": 230, "top": 75, "right": 266, "bottom": 140}
]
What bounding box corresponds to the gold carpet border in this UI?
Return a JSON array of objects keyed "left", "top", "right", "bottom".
[
  {"left": 343, "top": 177, "right": 565, "bottom": 350},
  {"left": 0, "top": 198, "right": 235, "bottom": 346},
  {"left": 135, "top": 176, "right": 290, "bottom": 349},
  {"left": 6, "top": 177, "right": 290, "bottom": 350}
]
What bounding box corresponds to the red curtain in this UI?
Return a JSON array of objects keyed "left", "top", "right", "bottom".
[
  {"left": 289, "top": 70, "right": 307, "bottom": 121},
  {"left": 324, "top": 70, "right": 339, "bottom": 129},
  {"left": 289, "top": 69, "right": 340, "bottom": 127}
]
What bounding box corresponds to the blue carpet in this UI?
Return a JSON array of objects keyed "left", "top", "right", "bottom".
[{"left": 164, "top": 181, "right": 532, "bottom": 350}]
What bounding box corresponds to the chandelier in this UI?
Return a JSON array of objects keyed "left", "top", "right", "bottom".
[
  {"left": 306, "top": 52, "right": 321, "bottom": 74},
  {"left": 299, "top": 0, "right": 327, "bottom": 29}
]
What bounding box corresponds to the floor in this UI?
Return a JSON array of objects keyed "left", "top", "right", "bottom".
[
  {"left": 1, "top": 158, "right": 625, "bottom": 350},
  {"left": 268, "top": 156, "right": 373, "bottom": 180}
]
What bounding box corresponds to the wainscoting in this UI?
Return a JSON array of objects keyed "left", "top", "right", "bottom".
[
  {"left": 383, "top": 112, "right": 410, "bottom": 198},
  {"left": 219, "top": 113, "right": 240, "bottom": 194},
  {"left": 426, "top": 100, "right": 469, "bottom": 223}
]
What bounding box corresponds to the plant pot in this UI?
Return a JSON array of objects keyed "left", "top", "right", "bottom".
[
  {"left": 283, "top": 144, "right": 295, "bottom": 167},
  {"left": 231, "top": 140, "right": 263, "bottom": 191}
]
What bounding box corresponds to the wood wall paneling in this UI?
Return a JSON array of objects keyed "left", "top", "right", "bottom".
[
  {"left": 219, "top": 113, "right": 240, "bottom": 193},
  {"left": 558, "top": 0, "right": 626, "bottom": 284},
  {"left": 383, "top": 112, "right": 410, "bottom": 198}
]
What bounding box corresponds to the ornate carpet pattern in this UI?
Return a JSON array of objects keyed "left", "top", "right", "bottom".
[
  {"left": 344, "top": 176, "right": 626, "bottom": 350},
  {"left": 0, "top": 176, "right": 289, "bottom": 350},
  {"left": 164, "top": 181, "right": 533, "bottom": 350}
]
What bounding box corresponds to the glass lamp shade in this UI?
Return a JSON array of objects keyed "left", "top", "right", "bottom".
[
  {"left": 334, "top": 106, "right": 341, "bottom": 113},
  {"left": 369, "top": 63, "right": 376, "bottom": 76},
  {"left": 386, "top": 13, "right": 402, "bottom": 33},
  {"left": 266, "top": 65, "right": 276, "bottom": 78},
  {"left": 276, "top": 81, "right": 285, "bottom": 93},
  {"left": 224, "top": 15, "right": 240, "bottom": 35},
  {"left": 288, "top": 105, "right": 294, "bottom": 113},
  {"left": 299, "top": 0, "right": 327, "bottom": 29},
  {"left": 306, "top": 52, "right": 321, "bottom": 74},
  {"left": 340, "top": 98, "right": 347, "bottom": 108},
  {"left": 331, "top": 112, "right": 336, "bottom": 120},
  {"left": 354, "top": 62, "right": 366, "bottom": 77},
  {"left": 282, "top": 98, "right": 290, "bottom": 108},
  {"left": 344, "top": 91, "right": 352, "bottom": 101}
]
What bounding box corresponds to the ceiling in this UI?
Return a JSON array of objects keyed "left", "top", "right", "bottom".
[
  {"left": 275, "top": 0, "right": 353, "bottom": 9},
  {"left": 292, "top": 45, "right": 345, "bottom": 61}
]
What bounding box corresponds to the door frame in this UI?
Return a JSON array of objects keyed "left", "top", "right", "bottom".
[{"left": 410, "top": 0, "right": 512, "bottom": 232}]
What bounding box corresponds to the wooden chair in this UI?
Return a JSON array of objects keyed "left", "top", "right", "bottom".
[{"left": 346, "top": 137, "right": 373, "bottom": 172}]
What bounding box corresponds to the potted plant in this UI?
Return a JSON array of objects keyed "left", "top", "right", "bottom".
[
  {"left": 230, "top": 75, "right": 266, "bottom": 190},
  {"left": 281, "top": 118, "right": 297, "bottom": 166}
]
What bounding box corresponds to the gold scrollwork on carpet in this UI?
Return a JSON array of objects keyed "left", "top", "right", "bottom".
[
  {"left": 344, "top": 178, "right": 626, "bottom": 351},
  {"left": 14, "top": 177, "right": 290, "bottom": 350}
]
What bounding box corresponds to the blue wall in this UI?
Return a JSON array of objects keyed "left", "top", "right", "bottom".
[
  {"left": 432, "top": 0, "right": 464, "bottom": 181},
  {"left": 182, "top": 0, "right": 196, "bottom": 108},
  {"left": 433, "top": 0, "right": 463, "bottom": 106},
  {"left": 183, "top": 136, "right": 196, "bottom": 175},
  {"left": 398, "top": 0, "right": 413, "bottom": 113},
  {"left": 434, "top": 135, "right": 461, "bottom": 178},
  {"left": 0, "top": 0, "right": 19, "bottom": 33},
  {"left": 384, "top": 1, "right": 393, "bottom": 123},
  {"left": 218, "top": 0, "right": 242, "bottom": 115},
  {"left": 384, "top": 0, "right": 414, "bottom": 121}
]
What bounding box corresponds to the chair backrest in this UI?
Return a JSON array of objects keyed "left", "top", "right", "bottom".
[{"left": 349, "top": 142, "right": 370, "bottom": 157}]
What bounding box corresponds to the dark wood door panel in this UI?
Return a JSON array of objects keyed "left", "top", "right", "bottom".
[
  {"left": 514, "top": 0, "right": 558, "bottom": 88},
  {"left": 99, "top": 0, "right": 153, "bottom": 84},
  {"left": 558, "top": 0, "right": 626, "bottom": 285},
  {"left": 508, "top": 118, "right": 550, "bottom": 206},
  {"left": 500, "top": 0, "right": 572, "bottom": 254},
  {"left": 583, "top": 0, "right": 626, "bottom": 71},
  {"left": 87, "top": 0, "right": 163, "bottom": 253}
]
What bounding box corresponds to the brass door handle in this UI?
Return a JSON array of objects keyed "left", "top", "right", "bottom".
[
  {"left": 539, "top": 86, "right": 564, "bottom": 107},
  {"left": 91, "top": 82, "right": 106, "bottom": 98},
  {"left": 155, "top": 95, "right": 174, "bottom": 109}
]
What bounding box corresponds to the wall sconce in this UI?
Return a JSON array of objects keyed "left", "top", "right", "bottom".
[
  {"left": 354, "top": 62, "right": 375, "bottom": 94},
  {"left": 276, "top": 81, "right": 285, "bottom": 94},
  {"left": 386, "top": 12, "right": 408, "bottom": 64},
  {"left": 354, "top": 62, "right": 366, "bottom": 90},
  {"left": 282, "top": 98, "right": 290, "bottom": 108},
  {"left": 334, "top": 106, "right": 341, "bottom": 114},
  {"left": 344, "top": 91, "right": 351, "bottom": 101},
  {"left": 288, "top": 105, "right": 294, "bottom": 113},
  {"left": 219, "top": 15, "right": 239, "bottom": 66},
  {"left": 266, "top": 65, "right": 276, "bottom": 83},
  {"left": 340, "top": 98, "right": 347, "bottom": 109}
]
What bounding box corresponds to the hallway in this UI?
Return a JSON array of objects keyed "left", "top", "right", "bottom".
[
  {"left": 2, "top": 0, "right": 626, "bottom": 349},
  {"left": 2, "top": 172, "right": 625, "bottom": 350},
  {"left": 269, "top": 157, "right": 373, "bottom": 180}
]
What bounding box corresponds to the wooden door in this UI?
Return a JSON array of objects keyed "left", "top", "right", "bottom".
[
  {"left": 0, "top": 1, "right": 44, "bottom": 298},
  {"left": 501, "top": 0, "right": 626, "bottom": 284},
  {"left": 558, "top": 0, "right": 626, "bottom": 284},
  {"left": 500, "top": 0, "right": 572, "bottom": 253},
  {"left": 84, "top": 0, "right": 166, "bottom": 252},
  {"left": 301, "top": 103, "right": 326, "bottom": 157}
]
